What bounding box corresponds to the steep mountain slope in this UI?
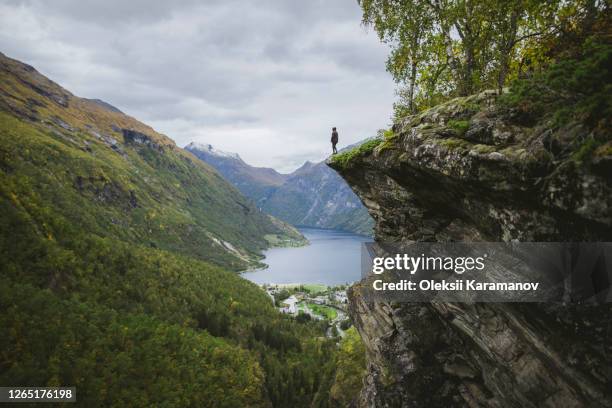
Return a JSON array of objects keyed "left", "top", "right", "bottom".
[
  {"left": 0, "top": 52, "right": 332, "bottom": 407},
  {"left": 185, "top": 142, "right": 287, "bottom": 201},
  {"left": 0, "top": 52, "right": 303, "bottom": 271},
  {"left": 186, "top": 143, "right": 374, "bottom": 235},
  {"left": 263, "top": 160, "right": 374, "bottom": 235},
  {"left": 329, "top": 79, "right": 611, "bottom": 406}
]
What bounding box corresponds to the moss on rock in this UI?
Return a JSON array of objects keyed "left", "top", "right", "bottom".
[{"left": 330, "top": 137, "right": 382, "bottom": 169}]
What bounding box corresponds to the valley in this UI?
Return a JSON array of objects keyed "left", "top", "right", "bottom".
[
  {"left": 186, "top": 142, "right": 374, "bottom": 236},
  {"left": 0, "top": 1, "right": 609, "bottom": 406},
  {"left": 0, "top": 52, "right": 362, "bottom": 407}
]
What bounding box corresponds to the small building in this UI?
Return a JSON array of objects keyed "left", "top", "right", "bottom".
[
  {"left": 335, "top": 291, "right": 348, "bottom": 304},
  {"left": 312, "top": 296, "right": 327, "bottom": 305},
  {"left": 280, "top": 295, "right": 299, "bottom": 314}
]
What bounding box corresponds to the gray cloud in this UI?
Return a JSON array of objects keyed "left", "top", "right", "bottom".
[{"left": 0, "top": 0, "right": 395, "bottom": 172}]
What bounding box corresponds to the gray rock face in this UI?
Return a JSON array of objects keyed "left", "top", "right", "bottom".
[
  {"left": 122, "top": 128, "right": 167, "bottom": 151},
  {"left": 329, "top": 92, "right": 611, "bottom": 407}
]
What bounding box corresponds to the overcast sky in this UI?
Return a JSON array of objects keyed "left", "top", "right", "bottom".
[{"left": 0, "top": 0, "right": 395, "bottom": 172}]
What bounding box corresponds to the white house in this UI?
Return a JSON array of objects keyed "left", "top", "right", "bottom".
[
  {"left": 280, "top": 295, "right": 298, "bottom": 314},
  {"left": 335, "top": 291, "right": 348, "bottom": 304}
]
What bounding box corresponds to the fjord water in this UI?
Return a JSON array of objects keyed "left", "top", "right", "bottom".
[{"left": 244, "top": 227, "right": 372, "bottom": 285}]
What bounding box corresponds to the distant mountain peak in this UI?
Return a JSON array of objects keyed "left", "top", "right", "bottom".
[
  {"left": 185, "top": 142, "right": 241, "bottom": 160},
  {"left": 292, "top": 160, "right": 317, "bottom": 176}
]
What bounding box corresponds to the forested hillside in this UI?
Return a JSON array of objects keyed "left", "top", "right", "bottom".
[
  {"left": 0, "top": 52, "right": 305, "bottom": 270},
  {"left": 0, "top": 52, "right": 350, "bottom": 407}
]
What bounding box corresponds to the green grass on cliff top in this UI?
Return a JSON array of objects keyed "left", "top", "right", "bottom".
[{"left": 330, "top": 137, "right": 383, "bottom": 169}]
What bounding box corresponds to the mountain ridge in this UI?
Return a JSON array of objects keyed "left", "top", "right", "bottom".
[{"left": 186, "top": 142, "right": 375, "bottom": 235}]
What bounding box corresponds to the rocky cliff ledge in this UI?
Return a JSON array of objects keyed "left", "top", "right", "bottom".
[{"left": 328, "top": 91, "right": 611, "bottom": 407}]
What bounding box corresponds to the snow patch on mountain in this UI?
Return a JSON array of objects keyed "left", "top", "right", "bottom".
[{"left": 186, "top": 142, "right": 241, "bottom": 160}]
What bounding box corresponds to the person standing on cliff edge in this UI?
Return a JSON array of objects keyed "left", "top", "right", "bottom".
[{"left": 331, "top": 127, "right": 339, "bottom": 154}]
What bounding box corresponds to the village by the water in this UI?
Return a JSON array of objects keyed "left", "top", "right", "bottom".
[{"left": 260, "top": 284, "right": 351, "bottom": 338}]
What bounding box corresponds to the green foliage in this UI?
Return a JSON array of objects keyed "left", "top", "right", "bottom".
[
  {"left": 274, "top": 289, "right": 291, "bottom": 306},
  {"left": 307, "top": 303, "right": 338, "bottom": 320},
  {"left": 0, "top": 53, "right": 307, "bottom": 270},
  {"left": 439, "top": 138, "right": 470, "bottom": 150},
  {"left": 0, "top": 180, "right": 337, "bottom": 405},
  {"left": 594, "top": 142, "right": 612, "bottom": 158},
  {"left": 502, "top": 38, "right": 612, "bottom": 130},
  {"left": 330, "top": 138, "right": 382, "bottom": 169},
  {"left": 447, "top": 119, "right": 470, "bottom": 136},
  {"left": 264, "top": 232, "right": 308, "bottom": 247},
  {"left": 0, "top": 282, "right": 267, "bottom": 407},
  {"left": 383, "top": 129, "right": 395, "bottom": 140},
  {"left": 339, "top": 319, "right": 353, "bottom": 331},
  {"left": 359, "top": 0, "right": 607, "bottom": 116},
  {"left": 302, "top": 284, "right": 328, "bottom": 294},
  {"left": 498, "top": 34, "right": 612, "bottom": 163},
  {"left": 572, "top": 136, "right": 604, "bottom": 163},
  {"left": 378, "top": 128, "right": 399, "bottom": 152},
  {"left": 0, "top": 111, "right": 292, "bottom": 271},
  {"left": 296, "top": 312, "right": 313, "bottom": 324},
  {"left": 329, "top": 327, "right": 367, "bottom": 407}
]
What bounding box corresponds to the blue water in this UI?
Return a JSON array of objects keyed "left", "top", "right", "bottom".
[{"left": 244, "top": 227, "right": 372, "bottom": 285}]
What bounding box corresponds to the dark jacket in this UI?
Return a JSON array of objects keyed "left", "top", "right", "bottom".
[{"left": 331, "top": 130, "right": 338, "bottom": 144}]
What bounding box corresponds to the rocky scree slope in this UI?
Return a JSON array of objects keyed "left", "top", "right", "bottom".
[{"left": 328, "top": 90, "right": 611, "bottom": 407}]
